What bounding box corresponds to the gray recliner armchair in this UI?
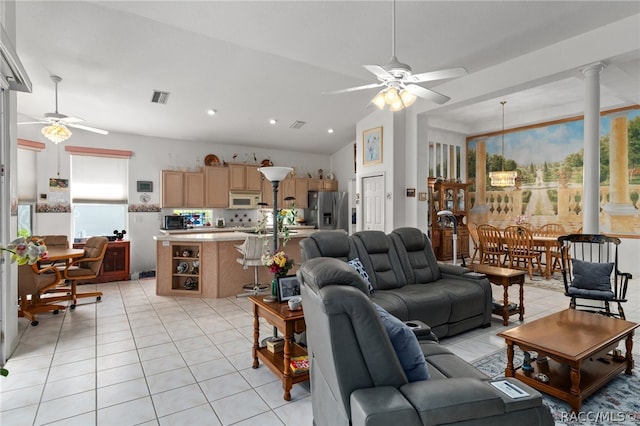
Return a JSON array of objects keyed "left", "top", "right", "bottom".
[{"left": 297, "top": 257, "right": 554, "bottom": 426}]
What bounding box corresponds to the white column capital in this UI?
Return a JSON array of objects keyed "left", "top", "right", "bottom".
[{"left": 580, "top": 61, "right": 606, "bottom": 77}]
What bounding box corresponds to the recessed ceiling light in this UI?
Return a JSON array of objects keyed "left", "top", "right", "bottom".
[
  {"left": 269, "top": 119, "right": 277, "bottom": 125},
  {"left": 327, "top": 128, "right": 334, "bottom": 134},
  {"left": 207, "top": 109, "right": 216, "bottom": 115}
]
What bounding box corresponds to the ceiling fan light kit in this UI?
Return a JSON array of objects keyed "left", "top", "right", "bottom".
[{"left": 41, "top": 123, "right": 72, "bottom": 144}]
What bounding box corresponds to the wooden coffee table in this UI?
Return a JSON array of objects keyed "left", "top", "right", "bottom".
[
  {"left": 469, "top": 263, "right": 526, "bottom": 325},
  {"left": 249, "top": 296, "right": 307, "bottom": 401},
  {"left": 498, "top": 309, "right": 638, "bottom": 413}
]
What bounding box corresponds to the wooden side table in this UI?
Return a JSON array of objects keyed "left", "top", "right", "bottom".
[
  {"left": 249, "top": 296, "right": 308, "bottom": 401},
  {"left": 469, "top": 264, "right": 526, "bottom": 325}
]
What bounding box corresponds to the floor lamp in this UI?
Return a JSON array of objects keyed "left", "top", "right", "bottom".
[{"left": 258, "top": 166, "right": 293, "bottom": 301}]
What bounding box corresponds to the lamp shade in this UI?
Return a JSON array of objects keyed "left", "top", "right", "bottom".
[{"left": 258, "top": 166, "right": 293, "bottom": 182}]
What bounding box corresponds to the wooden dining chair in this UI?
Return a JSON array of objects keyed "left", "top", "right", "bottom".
[
  {"left": 536, "top": 223, "right": 566, "bottom": 275},
  {"left": 467, "top": 222, "right": 481, "bottom": 264},
  {"left": 53, "top": 236, "right": 109, "bottom": 309},
  {"left": 503, "top": 225, "right": 543, "bottom": 279},
  {"left": 476, "top": 224, "right": 506, "bottom": 266}
]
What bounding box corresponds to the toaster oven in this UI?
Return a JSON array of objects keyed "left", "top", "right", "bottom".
[{"left": 163, "top": 215, "right": 186, "bottom": 230}]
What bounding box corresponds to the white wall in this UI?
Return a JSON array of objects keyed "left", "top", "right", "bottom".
[{"left": 18, "top": 124, "right": 332, "bottom": 276}]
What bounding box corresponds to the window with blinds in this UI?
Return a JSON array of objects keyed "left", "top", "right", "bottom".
[{"left": 71, "top": 154, "right": 129, "bottom": 239}]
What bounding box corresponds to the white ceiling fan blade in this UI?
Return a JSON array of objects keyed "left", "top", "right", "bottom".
[
  {"left": 406, "top": 67, "right": 468, "bottom": 84},
  {"left": 405, "top": 84, "right": 451, "bottom": 105},
  {"left": 18, "top": 121, "right": 47, "bottom": 125},
  {"left": 66, "top": 122, "right": 109, "bottom": 135},
  {"left": 363, "top": 65, "right": 394, "bottom": 80},
  {"left": 61, "top": 116, "right": 85, "bottom": 124},
  {"left": 323, "top": 82, "right": 384, "bottom": 95}
]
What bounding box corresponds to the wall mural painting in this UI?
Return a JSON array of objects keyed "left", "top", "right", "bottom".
[{"left": 466, "top": 107, "right": 640, "bottom": 236}]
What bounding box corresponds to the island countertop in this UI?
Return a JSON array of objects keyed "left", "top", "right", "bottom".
[{"left": 154, "top": 228, "right": 317, "bottom": 242}]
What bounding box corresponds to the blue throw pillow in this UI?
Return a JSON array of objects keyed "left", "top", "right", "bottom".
[
  {"left": 571, "top": 258, "right": 614, "bottom": 291},
  {"left": 374, "top": 303, "right": 429, "bottom": 382},
  {"left": 347, "top": 258, "right": 375, "bottom": 294}
]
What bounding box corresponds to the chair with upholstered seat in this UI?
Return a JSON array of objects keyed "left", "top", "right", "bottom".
[
  {"left": 18, "top": 262, "right": 65, "bottom": 326},
  {"left": 558, "top": 234, "right": 631, "bottom": 319},
  {"left": 50, "top": 236, "right": 108, "bottom": 309},
  {"left": 235, "top": 235, "right": 268, "bottom": 297}
]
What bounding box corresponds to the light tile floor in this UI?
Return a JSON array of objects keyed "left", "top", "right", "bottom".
[{"left": 1, "top": 276, "right": 638, "bottom": 425}]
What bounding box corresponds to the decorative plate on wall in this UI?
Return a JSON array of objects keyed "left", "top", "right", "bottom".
[{"left": 204, "top": 154, "right": 220, "bottom": 166}]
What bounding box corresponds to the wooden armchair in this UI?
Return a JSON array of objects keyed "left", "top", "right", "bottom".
[
  {"left": 558, "top": 234, "right": 631, "bottom": 319},
  {"left": 18, "top": 262, "right": 65, "bottom": 326},
  {"left": 467, "top": 222, "right": 481, "bottom": 265},
  {"left": 50, "top": 236, "right": 109, "bottom": 309}
]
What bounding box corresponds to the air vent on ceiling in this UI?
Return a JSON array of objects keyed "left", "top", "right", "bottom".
[
  {"left": 289, "top": 120, "right": 306, "bottom": 129},
  {"left": 151, "top": 90, "right": 170, "bottom": 104}
]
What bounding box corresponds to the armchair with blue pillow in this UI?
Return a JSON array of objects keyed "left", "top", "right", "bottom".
[{"left": 297, "top": 257, "right": 553, "bottom": 426}]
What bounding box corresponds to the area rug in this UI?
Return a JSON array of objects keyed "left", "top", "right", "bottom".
[
  {"left": 472, "top": 348, "right": 640, "bottom": 425},
  {"left": 524, "top": 274, "right": 565, "bottom": 293}
]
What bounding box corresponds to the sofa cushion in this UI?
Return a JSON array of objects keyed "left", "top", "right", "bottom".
[
  {"left": 352, "top": 231, "right": 407, "bottom": 290},
  {"left": 391, "top": 228, "right": 442, "bottom": 284},
  {"left": 347, "top": 258, "right": 374, "bottom": 294},
  {"left": 571, "top": 258, "right": 613, "bottom": 291},
  {"left": 374, "top": 303, "right": 430, "bottom": 382},
  {"left": 299, "top": 230, "right": 353, "bottom": 262},
  {"left": 297, "top": 257, "right": 371, "bottom": 296}
]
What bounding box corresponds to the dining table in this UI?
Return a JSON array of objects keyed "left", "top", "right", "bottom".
[{"left": 44, "top": 247, "right": 85, "bottom": 264}]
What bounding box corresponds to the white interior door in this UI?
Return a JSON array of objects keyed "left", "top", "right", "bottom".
[{"left": 362, "top": 175, "right": 385, "bottom": 231}]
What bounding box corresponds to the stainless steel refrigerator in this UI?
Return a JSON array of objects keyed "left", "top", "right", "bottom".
[{"left": 305, "top": 191, "right": 349, "bottom": 232}]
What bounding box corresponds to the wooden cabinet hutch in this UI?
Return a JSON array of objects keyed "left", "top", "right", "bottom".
[{"left": 428, "top": 178, "right": 470, "bottom": 262}]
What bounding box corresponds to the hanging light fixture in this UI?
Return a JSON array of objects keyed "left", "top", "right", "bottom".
[
  {"left": 41, "top": 123, "right": 72, "bottom": 144},
  {"left": 489, "top": 101, "right": 518, "bottom": 187}
]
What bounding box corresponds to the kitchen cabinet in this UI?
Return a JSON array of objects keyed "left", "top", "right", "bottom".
[
  {"left": 308, "top": 178, "right": 338, "bottom": 192},
  {"left": 72, "top": 240, "right": 130, "bottom": 283},
  {"left": 230, "top": 164, "right": 261, "bottom": 191},
  {"left": 161, "top": 170, "right": 204, "bottom": 208},
  {"left": 263, "top": 177, "right": 309, "bottom": 209},
  {"left": 428, "top": 178, "right": 470, "bottom": 261},
  {"left": 205, "top": 166, "right": 230, "bottom": 208},
  {"left": 169, "top": 243, "right": 202, "bottom": 295}
]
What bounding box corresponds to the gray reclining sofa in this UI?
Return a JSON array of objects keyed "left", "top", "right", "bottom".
[
  {"left": 297, "top": 257, "right": 554, "bottom": 426},
  {"left": 300, "top": 227, "right": 492, "bottom": 338}
]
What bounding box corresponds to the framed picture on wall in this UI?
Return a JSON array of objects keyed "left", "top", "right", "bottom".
[{"left": 363, "top": 126, "right": 382, "bottom": 166}]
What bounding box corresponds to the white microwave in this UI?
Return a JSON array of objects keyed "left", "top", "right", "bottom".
[{"left": 229, "top": 192, "right": 262, "bottom": 209}]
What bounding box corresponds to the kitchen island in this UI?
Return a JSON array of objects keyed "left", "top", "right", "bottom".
[{"left": 154, "top": 229, "right": 317, "bottom": 298}]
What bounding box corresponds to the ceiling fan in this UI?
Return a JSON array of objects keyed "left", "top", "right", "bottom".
[
  {"left": 325, "top": 0, "right": 467, "bottom": 110},
  {"left": 19, "top": 75, "right": 108, "bottom": 143}
]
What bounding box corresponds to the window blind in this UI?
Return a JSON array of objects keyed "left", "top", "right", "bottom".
[{"left": 71, "top": 155, "right": 129, "bottom": 203}]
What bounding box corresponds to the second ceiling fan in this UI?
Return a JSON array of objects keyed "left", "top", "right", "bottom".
[{"left": 325, "top": 0, "right": 467, "bottom": 111}]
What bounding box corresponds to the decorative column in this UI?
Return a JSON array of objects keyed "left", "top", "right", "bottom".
[
  {"left": 469, "top": 137, "right": 489, "bottom": 223},
  {"left": 581, "top": 63, "right": 604, "bottom": 234},
  {"left": 603, "top": 112, "right": 637, "bottom": 232}
]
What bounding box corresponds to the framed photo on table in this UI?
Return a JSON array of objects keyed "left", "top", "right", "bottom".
[
  {"left": 277, "top": 275, "right": 301, "bottom": 302},
  {"left": 363, "top": 126, "right": 382, "bottom": 166}
]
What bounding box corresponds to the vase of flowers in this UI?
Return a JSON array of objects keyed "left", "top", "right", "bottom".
[{"left": 262, "top": 250, "right": 295, "bottom": 297}]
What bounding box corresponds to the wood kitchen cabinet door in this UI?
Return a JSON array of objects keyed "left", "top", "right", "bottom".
[
  {"left": 183, "top": 172, "right": 205, "bottom": 207},
  {"left": 205, "top": 166, "right": 229, "bottom": 208},
  {"left": 229, "top": 164, "right": 246, "bottom": 190},
  {"left": 162, "top": 170, "right": 184, "bottom": 207},
  {"left": 246, "top": 165, "right": 262, "bottom": 190}
]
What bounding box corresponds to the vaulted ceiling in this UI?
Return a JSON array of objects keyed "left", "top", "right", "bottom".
[{"left": 14, "top": 1, "right": 640, "bottom": 155}]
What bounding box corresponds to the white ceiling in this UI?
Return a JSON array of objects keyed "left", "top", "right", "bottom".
[{"left": 14, "top": 1, "right": 640, "bottom": 155}]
